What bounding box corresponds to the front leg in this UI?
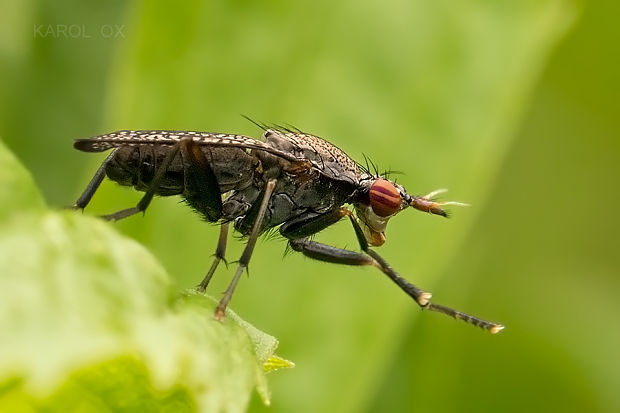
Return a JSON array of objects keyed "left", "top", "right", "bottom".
[
  {"left": 284, "top": 208, "right": 503, "bottom": 333},
  {"left": 282, "top": 208, "right": 431, "bottom": 305}
]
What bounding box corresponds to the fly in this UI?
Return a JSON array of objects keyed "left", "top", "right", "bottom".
[{"left": 72, "top": 125, "right": 504, "bottom": 333}]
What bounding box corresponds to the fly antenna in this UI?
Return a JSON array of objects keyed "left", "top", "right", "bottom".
[{"left": 409, "top": 189, "right": 469, "bottom": 217}]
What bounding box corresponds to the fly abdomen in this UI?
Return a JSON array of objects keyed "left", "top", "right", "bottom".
[
  {"left": 105, "top": 145, "right": 185, "bottom": 196},
  {"left": 104, "top": 145, "right": 258, "bottom": 198}
]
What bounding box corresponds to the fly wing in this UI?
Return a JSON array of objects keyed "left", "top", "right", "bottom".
[{"left": 74, "top": 129, "right": 304, "bottom": 165}]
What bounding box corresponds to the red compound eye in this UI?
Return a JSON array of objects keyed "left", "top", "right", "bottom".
[{"left": 369, "top": 179, "right": 401, "bottom": 217}]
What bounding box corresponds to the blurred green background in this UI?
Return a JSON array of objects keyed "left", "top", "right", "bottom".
[{"left": 1, "top": 0, "right": 619, "bottom": 412}]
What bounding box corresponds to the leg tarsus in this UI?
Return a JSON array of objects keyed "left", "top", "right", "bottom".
[{"left": 197, "top": 222, "right": 229, "bottom": 293}]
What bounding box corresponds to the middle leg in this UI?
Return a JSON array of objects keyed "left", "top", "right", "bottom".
[{"left": 213, "top": 179, "right": 278, "bottom": 320}]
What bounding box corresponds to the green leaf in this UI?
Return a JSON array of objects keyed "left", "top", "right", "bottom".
[
  {"left": 0, "top": 139, "right": 289, "bottom": 412},
  {"left": 0, "top": 139, "right": 45, "bottom": 220}
]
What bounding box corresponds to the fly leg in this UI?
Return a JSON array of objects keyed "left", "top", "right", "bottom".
[
  {"left": 73, "top": 148, "right": 120, "bottom": 210},
  {"left": 283, "top": 208, "right": 430, "bottom": 305},
  {"left": 345, "top": 212, "right": 503, "bottom": 332},
  {"left": 197, "top": 222, "right": 229, "bottom": 293},
  {"left": 283, "top": 208, "right": 503, "bottom": 333},
  {"left": 214, "top": 179, "right": 277, "bottom": 320}
]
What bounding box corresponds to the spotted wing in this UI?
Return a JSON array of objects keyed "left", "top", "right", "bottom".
[{"left": 74, "top": 129, "right": 305, "bottom": 165}]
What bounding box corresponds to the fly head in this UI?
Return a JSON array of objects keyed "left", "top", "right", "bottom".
[{"left": 354, "top": 176, "right": 464, "bottom": 247}]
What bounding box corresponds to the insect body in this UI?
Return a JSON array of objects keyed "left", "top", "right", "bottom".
[{"left": 73, "top": 127, "right": 503, "bottom": 333}]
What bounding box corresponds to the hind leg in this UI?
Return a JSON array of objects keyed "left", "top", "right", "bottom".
[{"left": 73, "top": 148, "right": 120, "bottom": 210}]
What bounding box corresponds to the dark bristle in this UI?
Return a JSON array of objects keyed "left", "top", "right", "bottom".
[
  {"left": 368, "top": 157, "right": 379, "bottom": 177},
  {"left": 241, "top": 115, "right": 269, "bottom": 131},
  {"left": 358, "top": 153, "right": 373, "bottom": 175},
  {"left": 283, "top": 123, "right": 303, "bottom": 133},
  {"left": 380, "top": 169, "right": 404, "bottom": 178},
  {"left": 271, "top": 123, "right": 308, "bottom": 135},
  {"left": 273, "top": 123, "right": 296, "bottom": 134},
  {"left": 283, "top": 242, "right": 295, "bottom": 258}
]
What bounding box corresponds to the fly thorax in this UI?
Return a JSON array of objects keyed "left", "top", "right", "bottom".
[
  {"left": 222, "top": 185, "right": 260, "bottom": 221},
  {"left": 263, "top": 129, "right": 297, "bottom": 153},
  {"left": 254, "top": 131, "right": 296, "bottom": 179}
]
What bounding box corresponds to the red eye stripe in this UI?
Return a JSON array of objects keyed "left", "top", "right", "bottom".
[{"left": 369, "top": 180, "right": 401, "bottom": 217}]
